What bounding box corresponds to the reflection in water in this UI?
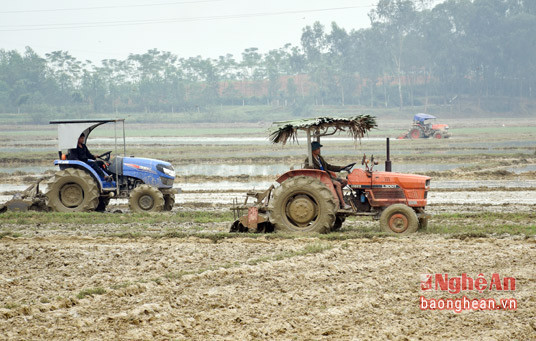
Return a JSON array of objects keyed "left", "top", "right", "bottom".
[
  {"left": 0, "top": 163, "right": 473, "bottom": 176},
  {"left": 510, "top": 165, "right": 536, "bottom": 173},
  {"left": 178, "top": 164, "right": 294, "bottom": 176},
  {"left": 3, "top": 162, "right": 532, "bottom": 178},
  {"left": 176, "top": 163, "right": 465, "bottom": 176},
  {"left": 0, "top": 166, "right": 55, "bottom": 174}
]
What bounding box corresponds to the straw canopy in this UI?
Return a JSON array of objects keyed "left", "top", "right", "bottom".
[{"left": 269, "top": 115, "right": 377, "bottom": 145}]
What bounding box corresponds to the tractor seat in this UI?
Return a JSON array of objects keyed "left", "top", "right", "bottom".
[{"left": 67, "top": 149, "right": 77, "bottom": 160}]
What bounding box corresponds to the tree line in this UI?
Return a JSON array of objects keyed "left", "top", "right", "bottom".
[{"left": 1, "top": 0, "right": 535, "bottom": 120}]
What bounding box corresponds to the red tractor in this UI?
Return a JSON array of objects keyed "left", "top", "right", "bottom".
[
  {"left": 399, "top": 113, "right": 451, "bottom": 139},
  {"left": 231, "top": 116, "right": 431, "bottom": 234}
]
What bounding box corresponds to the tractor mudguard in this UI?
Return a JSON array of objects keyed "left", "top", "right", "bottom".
[
  {"left": 54, "top": 160, "right": 107, "bottom": 190},
  {"left": 275, "top": 169, "right": 338, "bottom": 202}
]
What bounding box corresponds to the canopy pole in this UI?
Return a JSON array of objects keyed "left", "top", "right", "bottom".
[
  {"left": 114, "top": 122, "right": 117, "bottom": 156},
  {"left": 122, "top": 120, "right": 126, "bottom": 156},
  {"left": 307, "top": 129, "right": 312, "bottom": 167},
  {"left": 114, "top": 122, "right": 119, "bottom": 196}
]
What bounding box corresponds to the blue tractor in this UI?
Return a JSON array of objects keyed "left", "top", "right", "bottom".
[{"left": 46, "top": 119, "right": 177, "bottom": 212}]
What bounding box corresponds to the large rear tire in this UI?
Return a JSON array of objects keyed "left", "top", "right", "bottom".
[
  {"left": 269, "top": 176, "right": 337, "bottom": 234},
  {"left": 46, "top": 168, "right": 99, "bottom": 212},
  {"left": 379, "top": 204, "right": 419, "bottom": 234},
  {"left": 129, "top": 185, "right": 164, "bottom": 212}
]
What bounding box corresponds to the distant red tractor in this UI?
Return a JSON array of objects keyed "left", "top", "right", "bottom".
[
  {"left": 231, "top": 116, "right": 431, "bottom": 234},
  {"left": 399, "top": 113, "right": 451, "bottom": 139}
]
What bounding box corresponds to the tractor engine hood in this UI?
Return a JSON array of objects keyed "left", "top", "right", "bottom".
[
  {"left": 348, "top": 169, "right": 430, "bottom": 190},
  {"left": 122, "top": 157, "right": 175, "bottom": 188},
  {"left": 432, "top": 124, "right": 449, "bottom": 130}
]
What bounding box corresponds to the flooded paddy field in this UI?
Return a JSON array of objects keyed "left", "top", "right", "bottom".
[{"left": 1, "top": 117, "right": 535, "bottom": 339}]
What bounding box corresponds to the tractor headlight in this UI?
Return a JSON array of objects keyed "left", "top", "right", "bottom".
[{"left": 157, "top": 164, "right": 175, "bottom": 177}]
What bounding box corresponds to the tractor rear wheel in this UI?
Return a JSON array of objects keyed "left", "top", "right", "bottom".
[
  {"left": 163, "top": 194, "right": 175, "bottom": 211},
  {"left": 46, "top": 168, "right": 99, "bottom": 212},
  {"left": 409, "top": 128, "right": 422, "bottom": 139},
  {"left": 379, "top": 204, "right": 419, "bottom": 234},
  {"left": 269, "top": 176, "right": 337, "bottom": 234},
  {"left": 129, "top": 185, "right": 164, "bottom": 212}
]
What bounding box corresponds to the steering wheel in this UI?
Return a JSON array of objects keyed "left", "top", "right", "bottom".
[
  {"left": 98, "top": 151, "right": 112, "bottom": 162},
  {"left": 343, "top": 162, "right": 356, "bottom": 172}
]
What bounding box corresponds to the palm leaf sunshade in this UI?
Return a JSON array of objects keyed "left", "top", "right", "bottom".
[{"left": 269, "top": 115, "right": 377, "bottom": 145}]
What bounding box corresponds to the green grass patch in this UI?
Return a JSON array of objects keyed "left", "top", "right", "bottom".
[
  {"left": 123, "top": 127, "right": 265, "bottom": 137},
  {"left": 419, "top": 212, "right": 536, "bottom": 235},
  {"left": 0, "top": 211, "right": 234, "bottom": 225},
  {"left": 110, "top": 282, "right": 135, "bottom": 290},
  {"left": 246, "top": 243, "right": 332, "bottom": 265},
  {"left": 4, "top": 302, "right": 20, "bottom": 309},
  {"left": 2, "top": 210, "right": 534, "bottom": 239},
  {"left": 452, "top": 126, "right": 536, "bottom": 135},
  {"left": 0, "top": 231, "right": 21, "bottom": 239},
  {"left": 425, "top": 223, "right": 536, "bottom": 236},
  {"left": 433, "top": 212, "right": 536, "bottom": 221},
  {"left": 76, "top": 287, "right": 106, "bottom": 299}
]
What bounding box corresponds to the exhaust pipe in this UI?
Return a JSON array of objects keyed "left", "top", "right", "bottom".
[{"left": 385, "top": 137, "right": 392, "bottom": 172}]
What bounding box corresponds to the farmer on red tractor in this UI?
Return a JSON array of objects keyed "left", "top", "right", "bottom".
[{"left": 305, "top": 141, "right": 352, "bottom": 210}]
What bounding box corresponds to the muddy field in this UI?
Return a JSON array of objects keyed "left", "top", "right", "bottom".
[{"left": 1, "top": 117, "right": 535, "bottom": 339}]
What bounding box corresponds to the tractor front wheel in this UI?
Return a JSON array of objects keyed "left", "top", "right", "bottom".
[
  {"left": 379, "top": 204, "right": 419, "bottom": 234},
  {"left": 129, "top": 185, "right": 164, "bottom": 212},
  {"left": 46, "top": 168, "right": 100, "bottom": 212},
  {"left": 269, "top": 176, "right": 337, "bottom": 234},
  {"left": 434, "top": 132, "right": 443, "bottom": 139}
]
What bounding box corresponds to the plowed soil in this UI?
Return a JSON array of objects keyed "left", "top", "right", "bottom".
[{"left": 1, "top": 234, "right": 535, "bottom": 340}]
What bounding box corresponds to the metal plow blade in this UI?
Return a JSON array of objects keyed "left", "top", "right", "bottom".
[
  {"left": 230, "top": 185, "right": 274, "bottom": 233},
  {"left": 0, "top": 178, "right": 50, "bottom": 213}
]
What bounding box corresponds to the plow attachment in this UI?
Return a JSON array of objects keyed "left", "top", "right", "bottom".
[
  {"left": 0, "top": 178, "right": 49, "bottom": 213},
  {"left": 230, "top": 185, "right": 274, "bottom": 233}
]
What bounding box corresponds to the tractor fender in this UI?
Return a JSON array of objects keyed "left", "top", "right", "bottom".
[
  {"left": 54, "top": 160, "right": 104, "bottom": 190},
  {"left": 275, "top": 169, "right": 338, "bottom": 203}
]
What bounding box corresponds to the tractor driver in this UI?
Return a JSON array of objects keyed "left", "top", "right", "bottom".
[
  {"left": 305, "top": 141, "right": 352, "bottom": 210},
  {"left": 71, "top": 133, "right": 113, "bottom": 182}
]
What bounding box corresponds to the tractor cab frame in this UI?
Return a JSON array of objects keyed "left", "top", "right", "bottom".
[{"left": 50, "top": 118, "right": 126, "bottom": 196}]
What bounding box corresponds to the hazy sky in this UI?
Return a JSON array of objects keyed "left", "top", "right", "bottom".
[{"left": 0, "top": 0, "right": 377, "bottom": 63}]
